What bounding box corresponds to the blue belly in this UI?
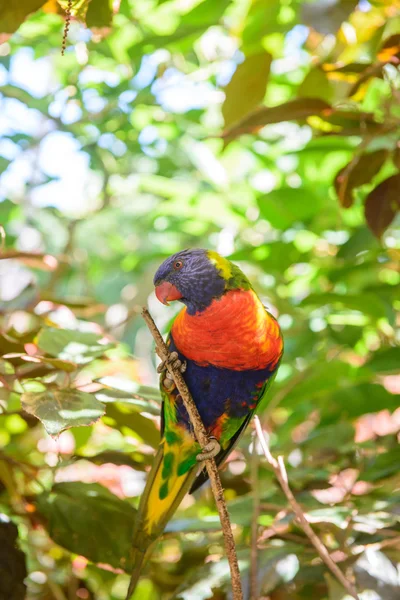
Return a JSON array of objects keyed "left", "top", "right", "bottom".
[{"left": 168, "top": 335, "right": 276, "bottom": 432}]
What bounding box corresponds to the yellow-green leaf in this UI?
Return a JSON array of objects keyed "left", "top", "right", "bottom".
[
  {"left": 0, "top": 0, "right": 44, "bottom": 37},
  {"left": 222, "top": 51, "right": 272, "bottom": 128},
  {"left": 21, "top": 389, "right": 105, "bottom": 435}
]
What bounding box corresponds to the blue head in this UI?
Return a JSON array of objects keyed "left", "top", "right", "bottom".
[{"left": 153, "top": 249, "right": 227, "bottom": 315}]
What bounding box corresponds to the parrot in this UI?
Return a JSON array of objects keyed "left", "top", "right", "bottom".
[{"left": 127, "top": 248, "right": 283, "bottom": 597}]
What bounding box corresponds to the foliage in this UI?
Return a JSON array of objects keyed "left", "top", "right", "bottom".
[{"left": 0, "top": 0, "right": 399, "bottom": 599}]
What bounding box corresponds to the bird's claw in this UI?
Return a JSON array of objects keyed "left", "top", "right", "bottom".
[
  {"left": 157, "top": 351, "right": 187, "bottom": 390},
  {"left": 157, "top": 351, "right": 186, "bottom": 374},
  {"left": 196, "top": 437, "right": 221, "bottom": 462}
]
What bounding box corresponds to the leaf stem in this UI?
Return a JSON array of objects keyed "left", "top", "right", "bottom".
[{"left": 253, "top": 415, "right": 359, "bottom": 600}]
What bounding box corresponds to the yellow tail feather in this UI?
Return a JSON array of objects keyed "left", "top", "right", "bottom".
[{"left": 126, "top": 441, "right": 198, "bottom": 599}]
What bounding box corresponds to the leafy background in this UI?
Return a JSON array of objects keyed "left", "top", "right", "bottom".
[{"left": 0, "top": 0, "right": 399, "bottom": 599}]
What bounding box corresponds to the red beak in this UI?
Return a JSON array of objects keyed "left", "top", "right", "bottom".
[{"left": 155, "top": 281, "right": 183, "bottom": 305}]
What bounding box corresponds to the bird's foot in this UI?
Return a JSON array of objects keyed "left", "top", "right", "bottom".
[
  {"left": 196, "top": 437, "right": 221, "bottom": 462},
  {"left": 157, "top": 351, "right": 187, "bottom": 374},
  {"left": 157, "top": 351, "right": 186, "bottom": 390}
]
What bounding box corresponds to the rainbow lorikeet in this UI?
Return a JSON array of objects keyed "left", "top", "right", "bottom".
[{"left": 127, "top": 249, "right": 283, "bottom": 595}]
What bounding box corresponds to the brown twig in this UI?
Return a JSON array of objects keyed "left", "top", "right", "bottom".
[
  {"left": 249, "top": 428, "right": 260, "bottom": 600},
  {"left": 141, "top": 307, "right": 243, "bottom": 600},
  {"left": 61, "top": 0, "right": 73, "bottom": 56},
  {"left": 253, "top": 415, "right": 359, "bottom": 600}
]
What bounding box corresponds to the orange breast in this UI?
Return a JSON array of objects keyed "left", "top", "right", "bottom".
[{"left": 171, "top": 290, "right": 282, "bottom": 371}]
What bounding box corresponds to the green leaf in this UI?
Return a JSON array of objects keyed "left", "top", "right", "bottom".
[
  {"left": 241, "top": 0, "right": 285, "bottom": 54},
  {"left": 298, "top": 67, "right": 334, "bottom": 104},
  {"left": 21, "top": 389, "right": 105, "bottom": 435},
  {"left": 363, "top": 447, "right": 400, "bottom": 481},
  {"left": 334, "top": 150, "right": 388, "bottom": 208},
  {"left": 258, "top": 187, "right": 323, "bottom": 229},
  {"left": 327, "top": 574, "right": 349, "bottom": 600},
  {"left": 282, "top": 361, "right": 369, "bottom": 406},
  {"left": 180, "top": 0, "right": 231, "bottom": 27},
  {"left": 96, "top": 389, "right": 160, "bottom": 415},
  {"left": 129, "top": 0, "right": 230, "bottom": 58},
  {"left": 0, "top": 85, "right": 51, "bottom": 114},
  {"left": 317, "top": 110, "right": 383, "bottom": 136},
  {"left": 302, "top": 292, "right": 391, "bottom": 321},
  {"left": 0, "top": 0, "right": 44, "bottom": 35},
  {"left": 222, "top": 51, "right": 272, "bottom": 128},
  {"left": 105, "top": 404, "right": 160, "bottom": 448},
  {"left": 82, "top": 450, "right": 151, "bottom": 471},
  {"left": 328, "top": 383, "right": 399, "bottom": 418},
  {"left": 86, "top": 0, "right": 113, "bottom": 28},
  {"left": 0, "top": 156, "right": 10, "bottom": 173},
  {"left": 302, "top": 422, "right": 355, "bottom": 451},
  {"left": 95, "top": 379, "right": 161, "bottom": 415},
  {"left": 39, "top": 356, "right": 78, "bottom": 372},
  {"left": 36, "top": 482, "right": 136, "bottom": 570},
  {"left": 366, "top": 347, "right": 400, "bottom": 374},
  {"left": 176, "top": 546, "right": 300, "bottom": 599},
  {"left": 305, "top": 507, "right": 352, "bottom": 528},
  {"left": 354, "top": 549, "right": 400, "bottom": 598},
  {"left": 337, "top": 227, "right": 379, "bottom": 259},
  {"left": 36, "top": 328, "right": 114, "bottom": 364},
  {"left": 175, "top": 558, "right": 233, "bottom": 600},
  {"left": 365, "top": 173, "right": 400, "bottom": 238},
  {"left": 222, "top": 98, "right": 331, "bottom": 141},
  {"left": 258, "top": 550, "right": 300, "bottom": 595}
]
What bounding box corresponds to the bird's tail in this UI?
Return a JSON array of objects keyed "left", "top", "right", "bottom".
[
  {"left": 126, "top": 440, "right": 198, "bottom": 598},
  {"left": 125, "top": 547, "right": 147, "bottom": 599}
]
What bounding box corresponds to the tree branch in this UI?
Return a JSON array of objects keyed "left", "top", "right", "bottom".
[
  {"left": 249, "top": 428, "right": 260, "bottom": 600},
  {"left": 141, "top": 307, "right": 243, "bottom": 600},
  {"left": 253, "top": 415, "right": 359, "bottom": 600}
]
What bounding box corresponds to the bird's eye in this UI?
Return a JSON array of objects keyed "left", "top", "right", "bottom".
[{"left": 173, "top": 260, "right": 183, "bottom": 270}]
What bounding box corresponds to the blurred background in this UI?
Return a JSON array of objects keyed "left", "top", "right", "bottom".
[{"left": 0, "top": 0, "right": 399, "bottom": 598}]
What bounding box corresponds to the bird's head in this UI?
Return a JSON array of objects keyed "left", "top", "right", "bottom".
[{"left": 153, "top": 249, "right": 250, "bottom": 315}]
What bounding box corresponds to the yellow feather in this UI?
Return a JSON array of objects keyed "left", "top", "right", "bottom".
[{"left": 207, "top": 250, "right": 232, "bottom": 280}]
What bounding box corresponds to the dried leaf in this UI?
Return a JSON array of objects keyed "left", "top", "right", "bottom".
[
  {"left": 334, "top": 149, "right": 388, "bottom": 208},
  {"left": 365, "top": 173, "right": 400, "bottom": 238}
]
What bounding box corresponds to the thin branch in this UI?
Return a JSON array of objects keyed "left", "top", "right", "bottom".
[
  {"left": 253, "top": 415, "right": 359, "bottom": 600},
  {"left": 140, "top": 307, "right": 243, "bottom": 600},
  {"left": 0, "top": 226, "right": 5, "bottom": 252},
  {"left": 249, "top": 429, "right": 260, "bottom": 600}
]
